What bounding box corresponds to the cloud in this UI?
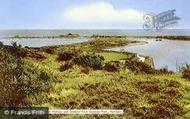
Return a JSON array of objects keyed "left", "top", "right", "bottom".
[{"left": 63, "top": 1, "right": 144, "bottom": 28}]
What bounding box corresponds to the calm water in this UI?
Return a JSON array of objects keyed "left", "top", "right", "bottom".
[
  {"left": 109, "top": 38, "right": 190, "bottom": 71},
  {"left": 0, "top": 29, "right": 190, "bottom": 37},
  {"left": 0, "top": 37, "right": 90, "bottom": 47}
]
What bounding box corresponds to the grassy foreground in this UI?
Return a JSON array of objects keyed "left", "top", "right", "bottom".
[{"left": 0, "top": 37, "right": 190, "bottom": 119}]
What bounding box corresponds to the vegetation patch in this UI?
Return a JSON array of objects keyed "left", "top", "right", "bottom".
[
  {"left": 125, "top": 58, "right": 173, "bottom": 75},
  {"left": 59, "top": 62, "right": 73, "bottom": 72},
  {"left": 144, "top": 100, "right": 183, "bottom": 119},
  {"left": 181, "top": 64, "right": 190, "bottom": 80},
  {"left": 104, "top": 61, "right": 121, "bottom": 72},
  {"left": 57, "top": 52, "right": 75, "bottom": 61},
  {"left": 74, "top": 53, "right": 104, "bottom": 70},
  {"left": 125, "top": 59, "right": 155, "bottom": 74},
  {"left": 136, "top": 81, "right": 161, "bottom": 93},
  {"left": 44, "top": 48, "right": 55, "bottom": 54},
  {"left": 79, "top": 82, "right": 138, "bottom": 110}
]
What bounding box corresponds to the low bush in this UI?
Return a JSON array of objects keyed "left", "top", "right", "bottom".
[
  {"left": 57, "top": 52, "right": 75, "bottom": 61},
  {"left": 74, "top": 53, "right": 104, "bottom": 70},
  {"left": 104, "top": 61, "right": 120, "bottom": 72}
]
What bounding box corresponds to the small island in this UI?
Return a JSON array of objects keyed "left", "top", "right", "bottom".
[
  {"left": 9, "top": 33, "right": 80, "bottom": 39},
  {"left": 59, "top": 33, "right": 80, "bottom": 38}
]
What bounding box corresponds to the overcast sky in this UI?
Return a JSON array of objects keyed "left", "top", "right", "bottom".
[{"left": 0, "top": 0, "right": 189, "bottom": 29}]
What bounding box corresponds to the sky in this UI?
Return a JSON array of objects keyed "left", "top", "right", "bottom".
[{"left": 0, "top": 0, "right": 189, "bottom": 29}]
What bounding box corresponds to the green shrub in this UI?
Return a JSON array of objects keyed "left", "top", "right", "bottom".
[{"left": 74, "top": 53, "right": 104, "bottom": 70}]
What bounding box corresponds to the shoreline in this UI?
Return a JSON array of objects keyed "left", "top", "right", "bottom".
[
  {"left": 104, "top": 41, "right": 154, "bottom": 68},
  {"left": 127, "top": 35, "right": 190, "bottom": 41},
  {"left": 1, "top": 35, "right": 190, "bottom": 41}
]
